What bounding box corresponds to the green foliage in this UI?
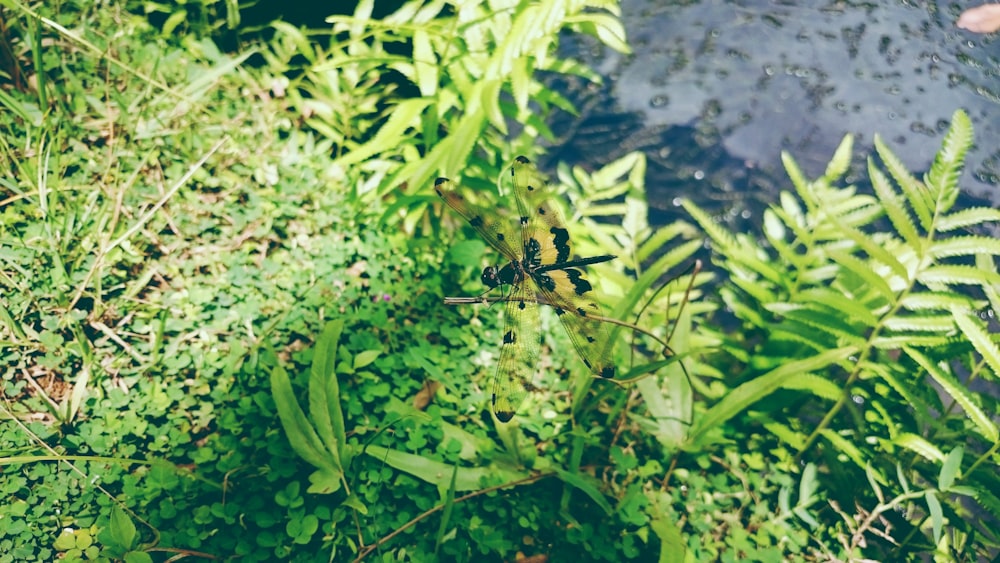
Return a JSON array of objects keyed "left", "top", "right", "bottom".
[
  {"left": 685, "top": 109, "right": 1000, "bottom": 559},
  {"left": 4, "top": 0, "right": 998, "bottom": 561}
]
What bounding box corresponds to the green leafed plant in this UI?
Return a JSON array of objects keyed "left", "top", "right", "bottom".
[
  {"left": 270, "top": 319, "right": 356, "bottom": 495},
  {"left": 684, "top": 109, "right": 1000, "bottom": 559}
]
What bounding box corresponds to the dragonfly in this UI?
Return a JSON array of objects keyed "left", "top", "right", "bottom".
[{"left": 435, "top": 156, "right": 617, "bottom": 422}]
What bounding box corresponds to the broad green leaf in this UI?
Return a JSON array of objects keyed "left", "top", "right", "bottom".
[
  {"left": 882, "top": 315, "right": 956, "bottom": 333},
  {"left": 554, "top": 468, "right": 613, "bottom": 514},
  {"left": 310, "top": 320, "right": 347, "bottom": 464},
  {"left": 781, "top": 151, "right": 809, "bottom": 199},
  {"left": 926, "top": 491, "right": 944, "bottom": 545},
  {"left": 689, "top": 347, "right": 857, "bottom": 441},
  {"left": 899, "top": 291, "right": 977, "bottom": 312},
  {"left": 939, "top": 446, "right": 963, "bottom": 491},
  {"left": 353, "top": 349, "right": 381, "bottom": 370},
  {"left": 905, "top": 346, "right": 998, "bottom": 443},
  {"left": 270, "top": 360, "right": 341, "bottom": 477},
  {"left": 108, "top": 505, "right": 137, "bottom": 552},
  {"left": 365, "top": 445, "right": 529, "bottom": 491},
  {"left": 893, "top": 432, "right": 944, "bottom": 463}
]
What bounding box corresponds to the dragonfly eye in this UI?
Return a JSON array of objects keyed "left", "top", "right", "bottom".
[{"left": 481, "top": 266, "right": 500, "bottom": 288}]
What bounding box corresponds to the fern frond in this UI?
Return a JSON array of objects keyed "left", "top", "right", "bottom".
[
  {"left": 925, "top": 109, "right": 972, "bottom": 215},
  {"left": 899, "top": 291, "right": 979, "bottom": 312},
  {"left": 872, "top": 334, "right": 958, "bottom": 348},
  {"left": 796, "top": 287, "right": 880, "bottom": 327},
  {"left": 929, "top": 236, "right": 1000, "bottom": 259},
  {"left": 882, "top": 315, "right": 957, "bottom": 333},
  {"left": 781, "top": 150, "right": 810, "bottom": 204},
  {"left": 917, "top": 264, "right": 1000, "bottom": 288},
  {"left": 827, "top": 250, "right": 896, "bottom": 302},
  {"left": 823, "top": 134, "right": 854, "bottom": 183},
  {"left": 799, "top": 264, "right": 841, "bottom": 285},
  {"left": 869, "top": 157, "right": 920, "bottom": 246},
  {"left": 951, "top": 307, "right": 1000, "bottom": 385},
  {"left": 905, "top": 346, "right": 999, "bottom": 443},
  {"left": 830, "top": 221, "right": 909, "bottom": 281},
  {"left": 937, "top": 207, "right": 1000, "bottom": 231},
  {"left": 874, "top": 134, "right": 933, "bottom": 230}
]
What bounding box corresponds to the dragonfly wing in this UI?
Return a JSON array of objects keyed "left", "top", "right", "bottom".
[
  {"left": 492, "top": 281, "right": 540, "bottom": 422},
  {"left": 510, "top": 156, "right": 616, "bottom": 379},
  {"left": 435, "top": 177, "right": 521, "bottom": 263}
]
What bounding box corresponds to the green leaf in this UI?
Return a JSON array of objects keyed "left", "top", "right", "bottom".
[
  {"left": 554, "top": 468, "right": 613, "bottom": 515},
  {"left": 937, "top": 207, "right": 1000, "bottom": 231},
  {"left": 823, "top": 134, "right": 853, "bottom": 182},
  {"left": 309, "top": 320, "right": 347, "bottom": 467},
  {"left": 874, "top": 134, "right": 933, "bottom": 230},
  {"left": 926, "top": 491, "right": 944, "bottom": 545},
  {"left": 929, "top": 236, "right": 1000, "bottom": 259},
  {"left": 918, "top": 264, "right": 1000, "bottom": 288},
  {"left": 939, "top": 446, "right": 963, "bottom": 491},
  {"left": 868, "top": 157, "right": 919, "bottom": 246},
  {"left": 893, "top": 432, "right": 944, "bottom": 463},
  {"left": 270, "top": 357, "right": 341, "bottom": 480},
  {"left": 926, "top": 109, "right": 972, "bottom": 214},
  {"left": 108, "top": 505, "right": 137, "bottom": 552},
  {"left": 689, "top": 347, "right": 858, "bottom": 442},
  {"left": 364, "top": 445, "right": 529, "bottom": 491},
  {"left": 412, "top": 28, "right": 438, "bottom": 97},
  {"left": 353, "top": 349, "right": 381, "bottom": 370},
  {"left": 905, "top": 346, "right": 998, "bottom": 443},
  {"left": 332, "top": 97, "right": 434, "bottom": 169},
  {"left": 951, "top": 308, "right": 1000, "bottom": 404}
]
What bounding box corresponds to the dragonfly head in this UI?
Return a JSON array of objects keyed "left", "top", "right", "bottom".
[{"left": 481, "top": 265, "right": 501, "bottom": 289}]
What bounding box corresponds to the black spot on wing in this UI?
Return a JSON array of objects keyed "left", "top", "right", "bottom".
[
  {"left": 515, "top": 155, "right": 530, "bottom": 164},
  {"left": 600, "top": 366, "right": 615, "bottom": 378},
  {"left": 550, "top": 227, "right": 570, "bottom": 263},
  {"left": 470, "top": 215, "right": 484, "bottom": 228},
  {"left": 503, "top": 330, "right": 516, "bottom": 344},
  {"left": 565, "top": 268, "right": 594, "bottom": 296}
]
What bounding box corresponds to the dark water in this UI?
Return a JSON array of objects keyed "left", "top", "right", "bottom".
[{"left": 549, "top": 0, "right": 1000, "bottom": 231}]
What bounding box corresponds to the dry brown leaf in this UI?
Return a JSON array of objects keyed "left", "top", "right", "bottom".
[{"left": 957, "top": 3, "right": 1000, "bottom": 33}]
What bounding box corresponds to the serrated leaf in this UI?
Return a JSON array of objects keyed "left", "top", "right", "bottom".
[
  {"left": 930, "top": 235, "right": 1000, "bottom": 259},
  {"left": 782, "top": 151, "right": 810, "bottom": 199},
  {"left": 894, "top": 432, "right": 944, "bottom": 462},
  {"left": 937, "top": 207, "right": 1000, "bottom": 231},
  {"left": 926, "top": 109, "right": 972, "bottom": 214},
  {"left": 823, "top": 134, "right": 854, "bottom": 182},
  {"left": 270, "top": 360, "right": 340, "bottom": 474},
  {"left": 413, "top": 29, "right": 438, "bottom": 97},
  {"left": 874, "top": 134, "right": 933, "bottom": 230},
  {"left": 869, "top": 158, "right": 920, "bottom": 246},
  {"left": 827, "top": 250, "right": 896, "bottom": 302},
  {"left": 905, "top": 346, "right": 998, "bottom": 443},
  {"left": 332, "top": 97, "right": 433, "bottom": 169},
  {"left": 951, "top": 308, "right": 1000, "bottom": 400},
  {"left": 918, "top": 264, "right": 1000, "bottom": 288},
  {"left": 899, "top": 291, "right": 976, "bottom": 312},
  {"left": 882, "top": 315, "right": 956, "bottom": 333}
]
